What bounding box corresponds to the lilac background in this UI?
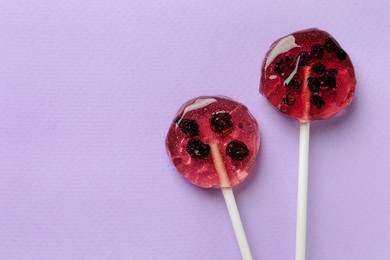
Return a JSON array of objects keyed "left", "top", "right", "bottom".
[{"left": 1, "top": 0, "right": 389, "bottom": 259}]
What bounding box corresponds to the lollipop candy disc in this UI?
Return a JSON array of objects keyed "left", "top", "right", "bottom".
[
  {"left": 260, "top": 28, "right": 356, "bottom": 122},
  {"left": 166, "top": 96, "right": 260, "bottom": 188}
]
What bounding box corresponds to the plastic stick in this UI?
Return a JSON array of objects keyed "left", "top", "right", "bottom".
[
  {"left": 295, "top": 122, "right": 310, "bottom": 260},
  {"left": 210, "top": 143, "right": 253, "bottom": 260}
]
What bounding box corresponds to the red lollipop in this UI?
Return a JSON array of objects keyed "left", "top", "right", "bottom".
[
  {"left": 166, "top": 96, "right": 260, "bottom": 259},
  {"left": 259, "top": 29, "right": 356, "bottom": 260},
  {"left": 260, "top": 28, "right": 356, "bottom": 122}
]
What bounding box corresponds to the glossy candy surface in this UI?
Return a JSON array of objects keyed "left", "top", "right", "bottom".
[
  {"left": 166, "top": 96, "right": 260, "bottom": 188},
  {"left": 260, "top": 28, "right": 356, "bottom": 122}
]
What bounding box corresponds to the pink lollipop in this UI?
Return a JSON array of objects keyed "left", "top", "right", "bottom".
[
  {"left": 166, "top": 96, "right": 260, "bottom": 259},
  {"left": 259, "top": 28, "right": 356, "bottom": 260}
]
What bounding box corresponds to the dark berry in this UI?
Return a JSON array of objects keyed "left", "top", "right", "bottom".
[
  {"left": 310, "top": 95, "right": 325, "bottom": 109},
  {"left": 226, "top": 140, "right": 249, "bottom": 161},
  {"left": 282, "top": 94, "right": 295, "bottom": 106},
  {"left": 307, "top": 77, "right": 321, "bottom": 92},
  {"left": 319, "top": 72, "right": 336, "bottom": 89},
  {"left": 324, "top": 37, "right": 340, "bottom": 52},
  {"left": 298, "top": 51, "right": 311, "bottom": 66},
  {"left": 186, "top": 138, "right": 210, "bottom": 160},
  {"left": 327, "top": 68, "right": 338, "bottom": 76},
  {"left": 310, "top": 44, "right": 325, "bottom": 59},
  {"left": 178, "top": 118, "right": 199, "bottom": 137},
  {"left": 285, "top": 74, "right": 302, "bottom": 90},
  {"left": 274, "top": 55, "right": 295, "bottom": 76},
  {"left": 336, "top": 49, "right": 347, "bottom": 60},
  {"left": 173, "top": 157, "right": 182, "bottom": 165},
  {"left": 209, "top": 112, "right": 234, "bottom": 134},
  {"left": 311, "top": 63, "right": 326, "bottom": 75},
  {"left": 238, "top": 123, "right": 243, "bottom": 129}
]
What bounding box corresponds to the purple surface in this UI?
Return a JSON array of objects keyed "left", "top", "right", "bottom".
[{"left": 1, "top": 0, "right": 389, "bottom": 259}]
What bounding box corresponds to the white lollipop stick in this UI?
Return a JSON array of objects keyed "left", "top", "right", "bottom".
[
  {"left": 210, "top": 144, "right": 253, "bottom": 260},
  {"left": 295, "top": 122, "right": 310, "bottom": 260}
]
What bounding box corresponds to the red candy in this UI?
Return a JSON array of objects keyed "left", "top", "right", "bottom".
[
  {"left": 166, "top": 96, "right": 260, "bottom": 188},
  {"left": 260, "top": 28, "right": 356, "bottom": 122}
]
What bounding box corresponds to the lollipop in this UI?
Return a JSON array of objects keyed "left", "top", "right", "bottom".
[
  {"left": 166, "top": 96, "right": 260, "bottom": 259},
  {"left": 260, "top": 29, "right": 356, "bottom": 260}
]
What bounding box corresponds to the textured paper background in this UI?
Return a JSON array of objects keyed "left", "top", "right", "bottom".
[{"left": 1, "top": 0, "right": 389, "bottom": 259}]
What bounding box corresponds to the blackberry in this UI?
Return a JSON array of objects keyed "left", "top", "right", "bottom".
[
  {"left": 274, "top": 55, "right": 295, "bottom": 76},
  {"left": 226, "top": 140, "right": 249, "bottom": 161},
  {"left": 327, "top": 68, "right": 338, "bottom": 76},
  {"left": 311, "top": 63, "right": 326, "bottom": 75},
  {"left": 336, "top": 49, "right": 347, "bottom": 61},
  {"left": 310, "top": 95, "right": 325, "bottom": 109},
  {"left": 324, "top": 37, "right": 340, "bottom": 52},
  {"left": 310, "top": 44, "right": 325, "bottom": 59},
  {"left": 186, "top": 138, "right": 210, "bottom": 160},
  {"left": 298, "top": 51, "right": 311, "bottom": 66},
  {"left": 173, "top": 157, "right": 182, "bottom": 166},
  {"left": 209, "top": 112, "right": 234, "bottom": 134},
  {"left": 282, "top": 94, "right": 295, "bottom": 106},
  {"left": 307, "top": 77, "right": 321, "bottom": 92},
  {"left": 285, "top": 74, "right": 302, "bottom": 90},
  {"left": 319, "top": 72, "right": 336, "bottom": 89},
  {"left": 178, "top": 118, "right": 199, "bottom": 137}
]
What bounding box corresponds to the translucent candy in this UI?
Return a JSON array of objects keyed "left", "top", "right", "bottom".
[
  {"left": 166, "top": 96, "right": 260, "bottom": 188},
  {"left": 260, "top": 28, "right": 356, "bottom": 122}
]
